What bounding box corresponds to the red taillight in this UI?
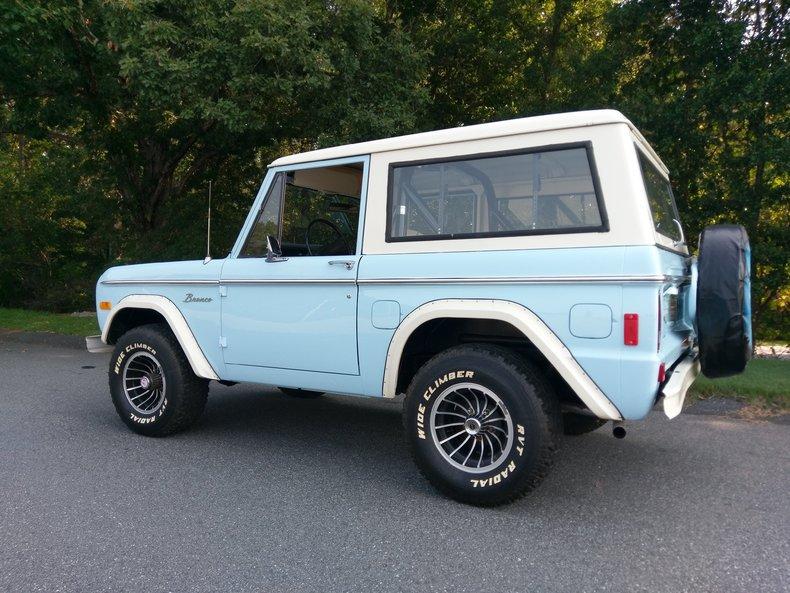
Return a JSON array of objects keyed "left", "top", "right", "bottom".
[
  {"left": 624, "top": 313, "right": 639, "bottom": 345},
  {"left": 658, "top": 362, "right": 666, "bottom": 383}
]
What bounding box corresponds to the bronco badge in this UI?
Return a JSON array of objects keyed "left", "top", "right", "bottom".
[{"left": 183, "top": 293, "right": 212, "bottom": 303}]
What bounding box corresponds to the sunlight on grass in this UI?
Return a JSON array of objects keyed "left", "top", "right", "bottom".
[
  {"left": 0, "top": 307, "right": 98, "bottom": 337},
  {"left": 691, "top": 358, "right": 789, "bottom": 409}
]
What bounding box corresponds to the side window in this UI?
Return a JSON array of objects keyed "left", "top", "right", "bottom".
[
  {"left": 240, "top": 163, "right": 363, "bottom": 257},
  {"left": 636, "top": 149, "right": 680, "bottom": 241},
  {"left": 388, "top": 145, "right": 605, "bottom": 241},
  {"left": 240, "top": 173, "right": 284, "bottom": 258}
]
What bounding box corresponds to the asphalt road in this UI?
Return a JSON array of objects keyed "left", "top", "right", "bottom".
[{"left": 1, "top": 337, "right": 788, "bottom": 593}]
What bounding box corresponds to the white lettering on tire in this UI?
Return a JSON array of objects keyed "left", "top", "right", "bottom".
[
  {"left": 470, "top": 460, "right": 517, "bottom": 488},
  {"left": 114, "top": 342, "right": 157, "bottom": 374},
  {"left": 129, "top": 398, "right": 167, "bottom": 424},
  {"left": 416, "top": 371, "right": 475, "bottom": 438}
]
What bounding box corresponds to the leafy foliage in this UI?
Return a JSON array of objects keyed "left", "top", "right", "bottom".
[
  {"left": 0, "top": 0, "right": 786, "bottom": 338},
  {"left": 1, "top": 0, "right": 425, "bottom": 264},
  {"left": 589, "top": 0, "right": 789, "bottom": 336}
]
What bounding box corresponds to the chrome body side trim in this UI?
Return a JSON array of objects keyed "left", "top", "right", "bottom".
[
  {"left": 101, "top": 279, "right": 220, "bottom": 286},
  {"left": 221, "top": 278, "right": 357, "bottom": 285},
  {"left": 102, "top": 278, "right": 355, "bottom": 285},
  {"left": 358, "top": 274, "right": 680, "bottom": 285},
  {"left": 103, "top": 274, "right": 685, "bottom": 286}
]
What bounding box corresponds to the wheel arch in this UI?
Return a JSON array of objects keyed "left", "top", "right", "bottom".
[
  {"left": 102, "top": 294, "right": 219, "bottom": 381},
  {"left": 382, "top": 299, "right": 622, "bottom": 421}
]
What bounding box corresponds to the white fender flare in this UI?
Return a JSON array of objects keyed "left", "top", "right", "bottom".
[
  {"left": 382, "top": 299, "right": 622, "bottom": 421},
  {"left": 102, "top": 294, "right": 220, "bottom": 381}
]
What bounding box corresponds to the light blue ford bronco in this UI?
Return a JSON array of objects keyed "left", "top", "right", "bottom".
[{"left": 89, "top": 110, "right": 752, "bottom": 505}]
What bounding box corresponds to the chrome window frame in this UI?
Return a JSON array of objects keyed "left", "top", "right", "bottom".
[
  {"left": 384, "top": 141, "right": 609, "bottom": 243},
  {"left": 230, "top": 155, "right": 371, "bottom": 259}
]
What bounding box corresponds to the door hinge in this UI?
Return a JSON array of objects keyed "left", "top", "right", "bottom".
[
  {"left": 219, "top": 336, "right": 227, "bottom": 348},
  {"left": 219, "top": 285, "right": 228, "bottom": 297}
]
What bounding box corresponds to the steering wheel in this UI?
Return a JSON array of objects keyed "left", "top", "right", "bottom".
[{"left": 305, "top": 218, "right": 352, "bottom": 256}]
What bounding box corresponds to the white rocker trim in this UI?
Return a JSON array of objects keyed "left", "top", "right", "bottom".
[
  {"left": 382, "top": 299, "right": 623, "bottom": 421},
  {"left": 101, "top": 294, "right": 220, "bottom": 381}
]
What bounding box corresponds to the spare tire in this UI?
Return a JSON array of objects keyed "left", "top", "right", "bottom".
[{"left": 696, "top": 224, "right": 752, "bottom": 378}]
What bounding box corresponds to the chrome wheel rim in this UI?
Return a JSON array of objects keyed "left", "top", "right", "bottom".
[
  {"left": 429, "top": 382, "right": 514, "bottom": 474},
  {"left": 122, "top": 352, "right": 166, "bottom": 414}
]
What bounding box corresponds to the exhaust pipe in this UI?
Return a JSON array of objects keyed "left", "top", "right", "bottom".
[{"left": 612, "top": 421, "right": 626, "bottom": 439}]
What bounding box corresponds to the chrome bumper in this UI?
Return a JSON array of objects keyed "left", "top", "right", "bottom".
[
  {"left": 661, "top": 352, "right": 700, "bottom": 419},
  {"left": 86, "top": 334, "right": 113, "bottom": 354}
]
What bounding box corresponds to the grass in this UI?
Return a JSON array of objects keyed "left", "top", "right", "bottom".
[
  {"left": 690, "top": 358, "right": 790, "bottom": 410},
  {"left": 0, "top": 307, "right": 98, "bottom": 336}
]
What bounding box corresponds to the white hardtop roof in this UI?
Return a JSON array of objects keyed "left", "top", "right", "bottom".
[{"left": 270, "top": 109, "right": 667, "bottom": 172}]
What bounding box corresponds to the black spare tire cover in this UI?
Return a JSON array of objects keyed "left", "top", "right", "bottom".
[{"left": 696, "top": 224, "right": 752, "bottom": 378}]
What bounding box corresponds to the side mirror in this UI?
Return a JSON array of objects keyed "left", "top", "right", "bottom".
[{"left": 265, "top": 235, "right": 287, "bottom": 263}]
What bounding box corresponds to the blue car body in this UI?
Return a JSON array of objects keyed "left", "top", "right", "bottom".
[{"left": 93, "top": 110, "right": 699, "bottom": 422}]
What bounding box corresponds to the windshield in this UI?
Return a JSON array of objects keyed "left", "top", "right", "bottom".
[{"left": 637, "top": 148, "right": 680, "bottom": 241}]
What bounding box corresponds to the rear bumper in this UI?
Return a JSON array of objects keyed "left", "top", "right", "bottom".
[
  {"left": 661, "top": 351, "right": 700, "bottom": 419},
  {"left": 86, "top": 334, "right": 113, "bottom": 354}
]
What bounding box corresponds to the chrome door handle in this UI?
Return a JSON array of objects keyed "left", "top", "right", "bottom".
[{"left": 328, "top": 260, "right": 355, "bottom": 271}]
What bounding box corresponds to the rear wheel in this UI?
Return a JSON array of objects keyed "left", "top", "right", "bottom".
[
  {"left": 278, "top": 387, "right": 324, "bottom": 399},
  {"left": 403, "top": 344, "right": 561, "bottom": 506},
  {"left": 109, "top": 324, "right": 209, "bottom": 437}
]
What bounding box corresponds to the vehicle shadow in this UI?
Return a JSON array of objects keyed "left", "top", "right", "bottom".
[{"left": 185, "top": 383, "right": 717, "bottom": 511}]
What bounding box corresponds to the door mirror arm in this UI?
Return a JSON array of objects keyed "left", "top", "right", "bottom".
[
  {"left": 265, "top": 235, "right": 288, "bottom": 263},
  {"left": 672, "top": 219, "right": 686, "bottom": 248}
]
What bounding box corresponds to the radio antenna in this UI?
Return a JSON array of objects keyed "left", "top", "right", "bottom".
[{"left": 203, "top": 180, "right": 212, "bottom": 264}]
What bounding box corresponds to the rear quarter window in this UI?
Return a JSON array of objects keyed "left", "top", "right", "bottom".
[
  {"left": 387, "top": 144, "right": 607, "bottom": 242},
  {"left": 636, "top": 148, "right": 681, "bottom": 241}
]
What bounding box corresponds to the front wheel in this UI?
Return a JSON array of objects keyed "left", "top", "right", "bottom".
[
  {"left": 109, "top": 323, "right": 209, "bottom": 437},
  {"left": 403, "top": 344, "right": 561, "bottom": 506}
]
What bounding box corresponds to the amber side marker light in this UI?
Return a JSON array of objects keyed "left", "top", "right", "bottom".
[{"left": 99, "top": 301, "right": 112, "bottom": 311}]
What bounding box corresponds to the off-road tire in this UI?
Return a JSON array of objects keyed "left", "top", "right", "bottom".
[
  {"left": 403, "top": 344, "right": 561, "bottom": 506},
  {"left": 562, "top": 413, "right": 606, "bottom": 436},
  {"left": 278, "top": 387, "right": 324, "bottom": 398},
  {"left": 696, "top": 224, "right": 752, "bottom": 378},
  {"left": 109, "top": 323, "right": 209, "bottom": 437}
]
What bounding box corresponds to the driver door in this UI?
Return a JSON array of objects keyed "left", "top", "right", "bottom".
[{"left": 220, "top": 157, "right": 367, "bottom": 375}]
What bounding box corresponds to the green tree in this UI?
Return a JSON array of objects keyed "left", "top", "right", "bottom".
[
  {"left": 0, "top": 0, "right": 786, "bottom": 341},
  {"left": 0, "top": 0, "right": 426, "bottom": 260},
  {"left": 585, "top": 0, "right": 788, "bottom": 336},
  {"left": 0, "top": 134, "right": 115, "bottom": 309},
  {"left": 387, "top": 0, "right": 613, "bottom": 127}
]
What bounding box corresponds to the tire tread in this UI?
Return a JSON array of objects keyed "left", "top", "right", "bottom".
[
  {"left": 404, "top": 343, "right": 561, "bottom": 506},
  {"left": 110, "top": 323, "right": 208, "bottom": 437}
]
